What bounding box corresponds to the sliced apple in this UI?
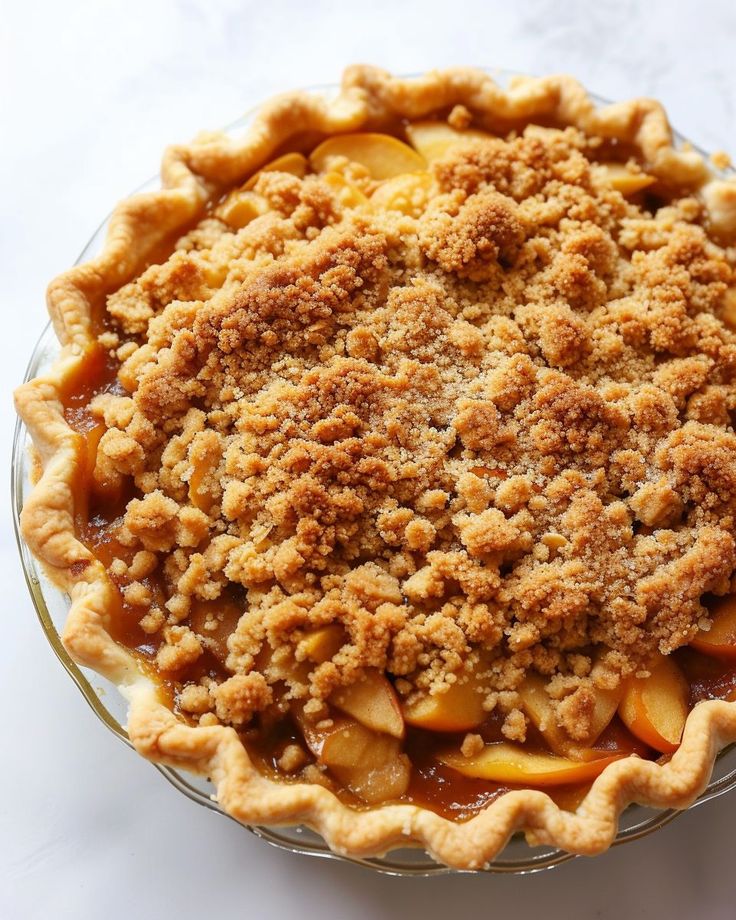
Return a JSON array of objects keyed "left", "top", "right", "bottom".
[
  {"left": 298, "top": 624, "right": 345, "bottom": 664},
  {"left": 243, "top": 151, "right": 308, "bottom": 190},
  {"left": 309, "top": 133, "right": 426, "bottom": 180},
  {"left": 405, "top": 120, "right": 492, "bottom": 161},
  {"left": 721, "top": 287, "right": 736, "bottom": 330},
  {"left": 586, "top": 685, "right": 624, "bottom": 744},
  {"left": 292, "top": 704, "right": 410, "bottom": 804},
  {"left": 439, "top": 742, "right": 625, "bottom": 786},
  {"left": 370, "top": 171, "right": 432, "bottom": 216},
  {"left": 289, "top": 700, "right": 325, "bottom": 756},
  {"left": 320, "top": 171, "right": 369, "bottom": 208},
  {"left": 597, "top": 162, "right": 656, "bottom": 196},
  {"left": 331, "top": 670, "right": 404, "bottom": 739},
  {"left": 403, "top": 663, "right": 487, "bottom": 732},
  {"left": 217, "top": 153, "right": 308, "bottom": 228},
  {"left": 83, "top": 423, "right": 123, "bottom": 505},
  {"left": 319, "top": 719, "right": 411, "bottom": 803},
  {"left": 691, "top": 595, "right": 736, "bottom": 661},
  {"left": 188, "top": 597, "right": 244, "bottom": 666},
  {"left": 619, "top": 656, "right": 688, "bottom": 754},
  {"left": 518, "top": 673, "right": 621, "bottom": 757},
  {"left": 84, "top": 423, "right": 105, "bottom": 478},
  {"left": 289, "top": 700, "right": 324, "bottom": 757},
  {"left": 215, "top": 190, "right": 269, "bottom": 230},
  {"left": 188, "top": 455, "right": 219, "bottom": 513}
]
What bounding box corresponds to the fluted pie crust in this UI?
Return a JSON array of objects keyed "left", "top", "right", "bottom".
[{"left": 15, "top": 66, "right": 736, "bottom": 869}]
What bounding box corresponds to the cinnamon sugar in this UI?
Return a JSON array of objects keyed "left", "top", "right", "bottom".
[{"left": 87, "top": 124, "right": 736, "bottom": 740}]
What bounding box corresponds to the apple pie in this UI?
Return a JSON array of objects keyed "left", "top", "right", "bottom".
[{"left": 15, "top": 66, "right": 736, "bottom": 869}]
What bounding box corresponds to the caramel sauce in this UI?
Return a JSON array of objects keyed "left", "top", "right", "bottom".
[
  {"left": 61, "top": 347, "right": 122, "bottom": 425},
  {"left": 403, "top": 714, "right": 509, "bottom": 819},
  {"left": 82, "top": 513, "right": 154, "bottom": 653}
]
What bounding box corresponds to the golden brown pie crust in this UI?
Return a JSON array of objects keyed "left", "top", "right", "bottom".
[{"left": 15, "top": 65, "right": 736, "bottom": 869}]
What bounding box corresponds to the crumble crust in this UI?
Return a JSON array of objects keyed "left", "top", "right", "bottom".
[{"left": 84, "top": 125, "right": 736, "bottom": 746}]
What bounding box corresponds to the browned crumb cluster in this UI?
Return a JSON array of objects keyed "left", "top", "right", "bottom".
[{"left": 86, "top": 122, "right": 736, "bottom": 744}]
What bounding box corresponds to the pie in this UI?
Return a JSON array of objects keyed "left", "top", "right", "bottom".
[{"left": 15, "top": 66, "right": 736, "bottom": 870}]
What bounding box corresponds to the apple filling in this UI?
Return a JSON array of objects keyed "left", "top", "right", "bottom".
[{"left": 63, "top": 117, "right": 736, "bottom": 819}]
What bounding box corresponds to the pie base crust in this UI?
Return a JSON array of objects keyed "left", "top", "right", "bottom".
[{"left": 15, "top": 65, "right": 736, "bottom": 870}]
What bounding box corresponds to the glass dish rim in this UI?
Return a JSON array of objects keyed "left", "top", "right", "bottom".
[{"left": 11, "top": 68, "right": 736, "bottom": 877}]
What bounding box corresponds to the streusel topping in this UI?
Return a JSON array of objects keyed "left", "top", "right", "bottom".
[{"left": 87, "top": 124, "right": 736, "bottom": 742}]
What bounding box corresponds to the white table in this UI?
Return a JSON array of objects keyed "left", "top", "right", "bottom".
[{"left": 2, "top": 1, "right": 735, "bottom": 916}]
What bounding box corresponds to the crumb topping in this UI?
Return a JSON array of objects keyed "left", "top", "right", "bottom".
[{"left": 85, "top": 123, "right": 736, "bottom": 745}]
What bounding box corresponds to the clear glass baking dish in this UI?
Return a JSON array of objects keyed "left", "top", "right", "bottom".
[{"left": 12, "top": 70, "right": 736, "bottom": 876}]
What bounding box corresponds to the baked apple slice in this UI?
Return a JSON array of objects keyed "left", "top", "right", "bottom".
[
  {"left": 721, "top": 288, "right": 736, "bottom": 330},
  {"left": 292, "top": 705, "right": 410, "bottom": 804},
  {"left": 188, "top": 452, "right": 221, "bottom": 514},
  {"left": 320, "top": 720, "right": 411, "bottom": 803},
  {"left": 215, "top": 190, "right": 268, "bottom": 230},
  {"left": 310, "top": 133, "right": 426, "bottom": 179},
  {"left": 402, "top": 662, "right": 487, "bottom": 732},
  {"left": 188, "top": 598, "right": 244, "bottom": 666},
  {"left": 289, "top": 700, "right": 325, "bottom": 756},
  {"left": 691, "top": 596, "right": 736, "bottom": 661},
  {"left": 619, "top": 656, "right": 688, "bottom": 754},
  {"left": 518, "top": 673, "right": 621, "bottom": 757},
  {"left": 217, "top": 153, "right": 308, "bottom": 228},
  {"left": 405, "top": 120, "right": 492, "bottom": 160},
  {"left": 83, "top": 423, "right": 124, "bottom": 505},
  {"left": 596, "top": 162, "right": 656, "bottom": 196},
  {"left": 585, "top": 686, "right": 624, "bottom": 743},
  {"left": 83, "top": 423, "right": 105, "bottom": 480},
  {"left": 440, "top": 742, "right": 625, "bottom": 786},
  {"left": 243, "top": 152, "right": 308, "bottom": 190},
  {"left": 297, "top": 629, "right": 404, "bottom": 737},
  {"left": 331, "top": 670, "right": 404, "bottom": 739},
  {"left": 298, "top": 624, "right": 345, "bottom": 664}
]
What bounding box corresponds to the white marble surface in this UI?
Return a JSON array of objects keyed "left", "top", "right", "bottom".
[{"left": 2, "top": 1, "right": 736, "bottom": 916}]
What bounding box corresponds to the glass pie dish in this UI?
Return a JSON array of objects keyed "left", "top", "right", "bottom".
[{"left": 12, "top": 71, "right": 736, "bottom": 875}]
